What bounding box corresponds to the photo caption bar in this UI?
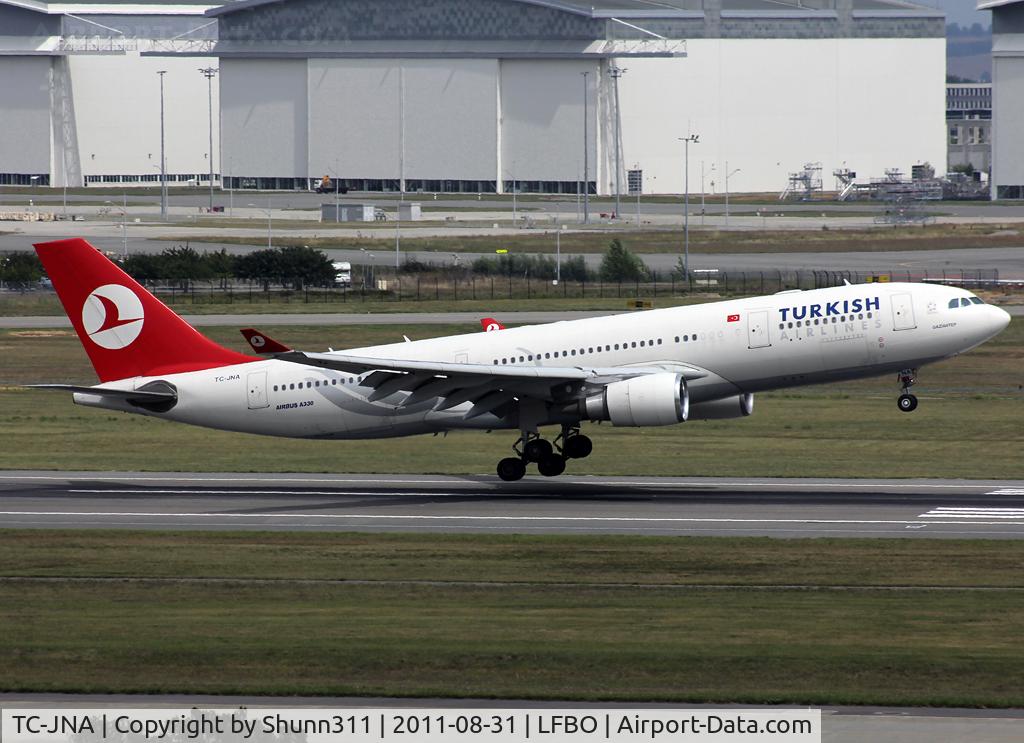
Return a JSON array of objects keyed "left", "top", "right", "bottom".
[{"left": 1, "top": 708, "right": 820, "bottom": 743}]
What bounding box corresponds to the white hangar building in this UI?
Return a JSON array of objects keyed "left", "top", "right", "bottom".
[
  {"left": 0, "top": 0, "right": 946, "bottom": 195},
  {"left": 0, "top": 1, "right": 221, "bottom": 188}
]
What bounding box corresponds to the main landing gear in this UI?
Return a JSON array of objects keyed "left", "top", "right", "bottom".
[
  {"left": 897, "top": 368, "right": 918, "bottom": 413},
  {"left": 496, "top": 426, "right": 593, "bottom": 481}
]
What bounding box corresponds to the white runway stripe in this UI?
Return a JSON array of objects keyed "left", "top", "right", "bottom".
[
  {"left": 987, "top": 489, "right": 1024, "bottom": 495},
  {"left": 920, "top": 507, "right": 1024, "bottom": 520}
]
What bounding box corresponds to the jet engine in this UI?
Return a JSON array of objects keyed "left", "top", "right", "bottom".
[
  {"left": 687, "top": 393, "right": 754, "bottom": 421},
  {"left": 583, "top": 372, "right": 688, "bottom": 427}
]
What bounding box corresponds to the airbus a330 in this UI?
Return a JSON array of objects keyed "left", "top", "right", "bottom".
[{"left": 31, "top": 238, "right": 1010, "bottom": 481}]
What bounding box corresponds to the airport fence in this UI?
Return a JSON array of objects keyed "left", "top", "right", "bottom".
[{"left": 146, "top": 268, "right": 1004, "bottom": 306}]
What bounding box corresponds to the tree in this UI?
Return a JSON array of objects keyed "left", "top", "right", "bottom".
[
  {"left": 599, "top": 239, "right": 646, "bottom": 282},
  {"left": 0, "top": 252, "right": 44, "bottom": 289}
]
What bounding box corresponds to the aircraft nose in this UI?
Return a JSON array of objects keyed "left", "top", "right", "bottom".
[{"left": 990, "top": 305, "right": 1011, "bottom": 334}]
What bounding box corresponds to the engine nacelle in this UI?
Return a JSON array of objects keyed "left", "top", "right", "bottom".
[
  {"left": 687, "top": 393, "right": 754, "bottom": 421},
  {"left": 583, "top": 372, "right": 688, "bottom": 427}
]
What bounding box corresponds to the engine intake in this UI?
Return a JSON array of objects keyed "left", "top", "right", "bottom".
[{"left": 584, "top": 372, "right": 688, "bottom": 427}]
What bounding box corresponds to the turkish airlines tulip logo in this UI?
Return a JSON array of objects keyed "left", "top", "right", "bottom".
[{"left": 81, "top": 284, "right": 145, "bottom": 350}]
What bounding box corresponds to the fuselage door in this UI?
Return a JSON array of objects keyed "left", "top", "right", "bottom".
[
  {"left": 247, "top": 371, "right": 269, "bottom": 409},
  {"left": 747, "top": 310, "right": 771, "bottom": 349},
  {"left": 891, "top": 293, "right": 917, "bottom": 331}
]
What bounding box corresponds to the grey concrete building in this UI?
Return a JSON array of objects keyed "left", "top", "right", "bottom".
[{"left": 981, "top": 0, "right": 1024, "bottom": 198}]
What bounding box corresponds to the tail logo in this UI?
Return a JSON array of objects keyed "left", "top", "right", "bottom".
[
  {"left": 249, "top": 334, "right": 266, "bottom": 348},
  {"left": 81, "top": 284, "right": 145, "bottom": 350}
]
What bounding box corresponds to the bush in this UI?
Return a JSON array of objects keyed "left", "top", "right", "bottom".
[
  {"left": 0, "top": 252, "right": 44, "bottom": 289},
  {"left": 599, "top": 239, "right": 647, "bottom": 282}
]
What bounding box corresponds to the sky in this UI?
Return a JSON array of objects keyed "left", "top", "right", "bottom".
[{"left": 924, "top": 0, "right": 990, "bottom": 28}]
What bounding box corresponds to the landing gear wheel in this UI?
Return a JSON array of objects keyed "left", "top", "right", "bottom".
[
  {"left": 537, "top": 453, "right": 566, "bottom": 477},
  {"left": 497, "top": 457, "right": 526, "bottom": 481},
  {"left": 523, "top": 438, "right": 553, "bottom": 463},
  {"left": 897, "top": 393, "right": 918, "bottom": 413},
  {"left": 562, "top": 434, "right": 593, "bottom": 459}
]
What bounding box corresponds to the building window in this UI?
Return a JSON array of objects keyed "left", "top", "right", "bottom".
[{"left": 949, "top": 126, "right": 960, "bottom": 146}]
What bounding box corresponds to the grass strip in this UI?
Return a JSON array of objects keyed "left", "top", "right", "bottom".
[
  {"left": 3, "top": 531, "right": 1024, "bottom": 588},
  {"left": 1, "top": 531, "right": 1024, "bottom": 705}
]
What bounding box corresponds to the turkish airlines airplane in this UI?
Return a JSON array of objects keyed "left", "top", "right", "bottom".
[{"left": 32, "top": 238, "right": 1010, "bottom": 481}]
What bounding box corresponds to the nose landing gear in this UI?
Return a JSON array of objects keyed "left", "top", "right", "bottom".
[{"left": 897, "top": 369, "right": 918, "bottom": 413}]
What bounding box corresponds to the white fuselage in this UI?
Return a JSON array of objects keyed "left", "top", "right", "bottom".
[{"left": 74, "top": 283, "right": 1010, "bottom": 439}]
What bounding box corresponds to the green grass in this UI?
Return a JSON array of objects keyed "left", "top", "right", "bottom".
[
  {"left": 1, "top": 322, "right": 1022, "bottom": 477},
  {"left": 2, "top": 531, "right": 1024, "bottom": 704}
]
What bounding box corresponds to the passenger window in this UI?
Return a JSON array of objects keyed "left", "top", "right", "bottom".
[
  {"left": 657, "top": 339, "right": 662, "bottom": 345},
  {"left": 614, "top": 344, "right": 620, "bottom": 350},
  {"left": 631, "top": 342, "right": 637, "bottom": 348},
  {"left": 289, "top": 383, "right": 295, "bottom": 390},
  {"left": 571, "top": 349, "right": 576, "bottom": 356},
  {"left": 545, "top": 352, "right": 551, "bottom": 359},
  {"left": 640, "top": 340, "right": 645, "bottom": 347}
]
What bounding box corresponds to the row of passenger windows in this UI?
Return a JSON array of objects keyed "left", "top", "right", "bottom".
[
  {"left": 491, "top": 334, "right": 702, "bottom": 365},
  {"left": 272, "top": 377, "right": 360, "bottom": 392},
  {"left": 780, "top": 312, "right": 873, "bottom": 330},
  {"left": 950, "top": 297, "right": 984, "bottom": 308}
]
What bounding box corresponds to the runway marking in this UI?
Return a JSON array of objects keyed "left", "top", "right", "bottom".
[
  {"left": 987, "top": 489, "right": 1024, "bottom": 495},
  {"left": 69, "top": 489, "right": 443, "bottom": 497},
  {"left": 3, "top": 510, "right": 1024, "bottom": 528},
  {"left": 920, "top": 508, "right": 1024, "bottom": 520}
]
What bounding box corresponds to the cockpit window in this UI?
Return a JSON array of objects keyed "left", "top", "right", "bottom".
[
  {"left": 949, "top": 299, "right": 959, "bottom": 309},
  {"left": 960, "top": 298, "right": 971, "bottom": 307},
  {"left": 970, "top": 297, "right": 984, "bottom": 305}
]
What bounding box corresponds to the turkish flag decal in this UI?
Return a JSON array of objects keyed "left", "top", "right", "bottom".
[{"left": 727, "top": 314, "right": 740, "bottom": 323}]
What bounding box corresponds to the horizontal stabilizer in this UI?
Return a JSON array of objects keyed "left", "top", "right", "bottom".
[{"left": 26, "top": 384, "right": 177, "bottom": 403}]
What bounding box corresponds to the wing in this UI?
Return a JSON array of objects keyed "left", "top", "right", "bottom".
[{"left": 275, "top": 350, "right": 708, "bottom": 419}]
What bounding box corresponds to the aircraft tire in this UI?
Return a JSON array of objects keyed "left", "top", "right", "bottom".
[
  {"left": 537, "top": 453, "right": 566, "bottom": 477},
  {"left": 497, "top": 457, "right": 526, "bottom": 482},
  {"left": 897, "top": 393, "right": 918, "bottom": 413},
  {"left": 563, "top": 434, "right": 593, "bottom": 459},
  {"left": 523, "top": 438, "right": 553, "bottom": 462}
]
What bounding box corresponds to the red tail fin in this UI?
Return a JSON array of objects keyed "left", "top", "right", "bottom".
[
  {"left": 481, "top": 317, "right": 505, "bottom": 332},
  {"left": 35, "top": 238, "right": 256, "bottom": 382}
]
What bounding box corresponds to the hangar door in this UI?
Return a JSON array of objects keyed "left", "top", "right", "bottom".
[
  {"left": 500, "top": 60, "right": 599, "bottom": 183},
  {"left": 308, "top": 59, "right": 498, "bottom": 181}
]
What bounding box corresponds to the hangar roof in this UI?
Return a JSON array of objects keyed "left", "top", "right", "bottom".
[
  {"left": 0, "top": 0, "right": 217, "bottom": 13},
  {"left": 208, "top": 0, "right": 941, "bottom": 20}
]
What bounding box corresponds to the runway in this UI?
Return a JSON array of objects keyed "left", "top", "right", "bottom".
[{"left": 2, "top": 472, "right": 1024, "bottom": 539}]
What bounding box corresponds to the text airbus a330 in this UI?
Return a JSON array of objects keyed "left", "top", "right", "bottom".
[{"left": 31, "top": 239, "right": 1010, "bottom": 481}]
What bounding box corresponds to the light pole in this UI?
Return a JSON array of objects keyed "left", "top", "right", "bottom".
[
  {"left": 725, "top": 162, "right": 741, "bottom": 226},
  {"left": 679, "top": 134, "right": 699, "bottom": 279},
  {"left": 633, "top": 162, "right": 641, "bottom": 227},
  {"left": 555, "top": 228, "right": 561, "bottom": 284},
  {"left": 157, "top": 70, "right": 168, "bottom": 221},
  {"left": 247, "top": 199, "right": 272, "bottom": 249},
  {"left": 701, "top": 161, "right": 715, "bottom": 226},
  {"left": 609, "top": 65, "right": 626, "bottom": 219},
  {"left": 198, "top": 67, "right": 218, "bottom": 212},
  {"left": 581, "top": 70, "right": 590, "bottom": 224},
  {"left": 104, "top": 194, "right": 128, "bottom": 258}
]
